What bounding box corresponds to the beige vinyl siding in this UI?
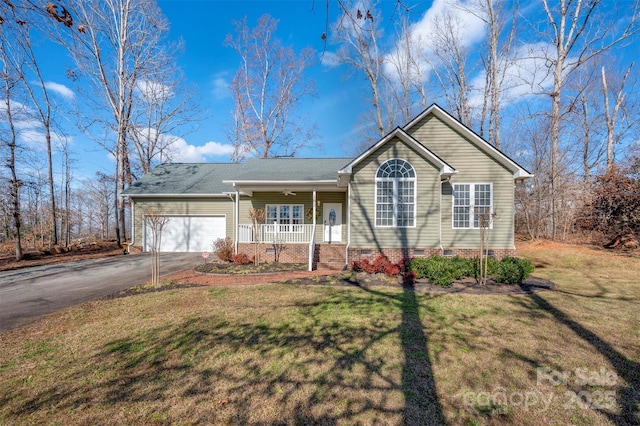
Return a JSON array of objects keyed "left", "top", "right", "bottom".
[
  {"left": 132, "top": 198, "right": 233, "bottom": 247},
  {"left": 239, "top": 192, "right": 347, "bottom": 242},
  {"left": 408, "top": 115, "right": 515, "bottom": 248},
  {"left": 350, "top": 137, "right": 441, "bottom": 249}
]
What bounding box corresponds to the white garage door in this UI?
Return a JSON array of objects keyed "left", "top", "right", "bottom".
[{"left": 144, "top": 215, "right": 226, "bottom": 252}]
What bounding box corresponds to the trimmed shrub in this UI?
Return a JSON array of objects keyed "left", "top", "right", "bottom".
[
  {"left": 408, "top": 255, "right": 468, "bottom": 287},
  {"left": 469, "top": 256, "right": 500, "bottom": 280},
  {"left": 232, "top": 253, "right": 252, "bottom": 265},
  {"left": 495, "top": 257, "right": 535, "bottom": 284},
  {"left": 212, "top": 237, "right": 234, "bottom": 262},
  {"left": 407, "top": 257, "right": 429, "bottom": 279},
  {"left": 355, "top": 254, "right": 535, "bottom": 287},
  {"left": 352, "top": 254, "right": 399, "bottom": 276}
]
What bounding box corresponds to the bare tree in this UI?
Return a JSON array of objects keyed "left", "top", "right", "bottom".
[
  {"left": 85, "top": 173, "right": 116, "bottom": 239},
  {"left": 0, "top": 32, "right": 24, "bottom": 260},
  {"left": 333, "top": 1, "right": 391, "bottom": 139},
  {"left": 576, "top": 89, "right": 605, "bottom": 181},
  {"left": 601, "top": 63, "right": 637, "bottom": 171},
  {"left": 10, "top": 16, "right": 62, "bottom": 247},
  {"left": 539, "top": 0, "right": 639, "bottom": 238},
  {"left": 426, "top": 9, "right": 474, "bottom": 126},
  {"left": 248, "top": 207, "right": 265, "bottom": 265},
  {"left": 143, "top": 209, "right": 170, "bottom": 286},
  {"left": 225, "top": 14, "right": 316, "bottom": 160},
  {"left": 384, "top": 13, "right": 430, "bottom": 124},
  {"left": 466, "top": 0, "right": 517, "bottom": 149},
  {"left": 62, "top": 0, "right": 170, "bottom": 245},
  {"left": 477, "top": 209, "right": 496, "bottom": 285},
  {"left": 60, "top": 138, "right": 72, "bottom": 246},
  {"left": 128, "top": 51, "right": 201, "bottom": 175}
]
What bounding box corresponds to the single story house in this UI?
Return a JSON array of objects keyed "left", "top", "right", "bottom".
[{"left": 124, "top": 104, "right": 533, "bottom": 270}]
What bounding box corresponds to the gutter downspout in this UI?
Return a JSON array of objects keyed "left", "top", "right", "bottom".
[
  {"left": 345, "top": 181, "right": 351, "bottom": 268},
  {"left": 125, "top": 197, "right": 135, "bottom": 254},
  {"left": 439, "top": 177, "right": 448, "bottom": 254}
]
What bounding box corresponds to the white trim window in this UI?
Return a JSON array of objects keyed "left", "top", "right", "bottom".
[
  {"left": 375, "top": 159, "right": 416, "bottom": 227},
  {"left": 266, "top": 204, "right": 304, "bottom": 232},
  {"left": 453, "top": 183, "right": 493, "bottom": 229}
]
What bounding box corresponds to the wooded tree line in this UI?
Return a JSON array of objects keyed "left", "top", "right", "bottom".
[
  {"left": 328, "top": 0, "right": 640, "bottom": 244},
  {"left": 1, "top": 0, "right": 197, "bottom": 260},
  {"left": 2, "top": 0, "right": 640, "bottom": 262}
]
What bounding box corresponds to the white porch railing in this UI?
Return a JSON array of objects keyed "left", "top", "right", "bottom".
[
  {"left": 238, "top": 224, "right": 253, "bottom": 243},
  {"left": 238, "top": 224, "right": 315, "bottom": 244}
]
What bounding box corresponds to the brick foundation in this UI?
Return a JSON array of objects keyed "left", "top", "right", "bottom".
[
  {"left": 236, "top": 243, "right": 516, "bottom": 268},
  {"left": 237, "top": 243, "right": 310, "bottom": 264},
  {"left": 347, "top": 247, "right": 517, "bottom": 264}
]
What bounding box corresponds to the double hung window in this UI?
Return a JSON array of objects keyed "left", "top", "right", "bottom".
[{"left": 453, "top": 183, "right": 493, "bottom": 228}]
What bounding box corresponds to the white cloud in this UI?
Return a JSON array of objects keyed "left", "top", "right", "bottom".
[
  {"left": 0, "top": 99, "right": 33, "bottom": 118},
  {"left": 44, "top": 81, "right": 75, "bottom": 100},
  {"left": 211, "top": 72, "right": 230, "bottom": 100},
  {"left": 467, "top": 42, "right": 557, "bottom": 108},
  {"left": 168, "top": 137, "right": 235, "bottom": 162},
  {"left": 384, "top": 0, "right": 487, "bottom": 82},
  {"left": 13, "top": 118, "right": 41, "bottom": 130},
  {"left": 17, "top": 128, "right": 70, "bottom": 152},
  {"left": 135, "top": 80, "right": 173, "bottom": 101},
  {"left": 320, "top": 51, "right": 341, "bottom": 68},
  {"left": 408, "top": 0, "right": 486, "bottom": 51}
]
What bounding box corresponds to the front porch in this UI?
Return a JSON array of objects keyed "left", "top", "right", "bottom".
[{"left": 236, "top": 224, "right": 346, "bottom": 270}]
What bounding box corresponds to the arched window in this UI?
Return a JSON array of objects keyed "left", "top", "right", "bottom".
[{"left": 375, "top": 159, "right": 416, "bottom": 227}]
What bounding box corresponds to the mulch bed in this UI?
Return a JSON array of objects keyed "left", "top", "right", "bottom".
[
  {"left": 158, "top": 266, "right": 556, "bottom": 296},
  {"left": 276, "top": 272, "right": 555, "bottom": 295},
  {"left": 105, "top": 281, "right": 207, "bottom": 299},
  {"left": 195, "top": 262, "right": 307, "bottom": 275}
]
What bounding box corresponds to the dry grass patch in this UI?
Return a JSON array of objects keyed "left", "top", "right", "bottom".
[{"left": 0, "top": 241, "right": 639, "bottom": 425}]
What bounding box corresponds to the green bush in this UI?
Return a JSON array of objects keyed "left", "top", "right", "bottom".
[
  {"left": 408, "top": 255, "right": 469, "bottom": 288},
  {"left": 470, "top": 256, "right": 500, "bottom": 280},
  {"left": 495, "top": 257, "right": 535, "bottom": 284},
  {"left": 408, "top": 257, "right": 429, "bottom": 279},
  {"left": 408, "top": 255, "right": 535, "bottom": 287}
]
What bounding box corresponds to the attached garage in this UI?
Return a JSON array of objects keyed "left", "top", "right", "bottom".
[{"left": 143, "top": 215, "right": 226, "bottom": 252}]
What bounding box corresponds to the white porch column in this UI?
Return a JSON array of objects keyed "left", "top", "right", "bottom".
[
  {"left": 346, "top": 182, "right": 351, "bottom": 265},
  {"left": 234, "top": 189, "right": 239, "bottom": 253},
  {"left": 308, "top": 190, "right": 317, "bottom": 271},
  {"left": 312, "top": 190, "right": 317, "bottom": 227}
]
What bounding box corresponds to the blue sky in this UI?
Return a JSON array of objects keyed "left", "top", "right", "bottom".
[
  {"left": 12, "top": 0, "right": 639, "bottom": 182},
  {"left": 155, "top": 0, "right": 392, "bottom": 161},
  {"left": 65, "top": 0, "right": 397, "bottom": 179}
]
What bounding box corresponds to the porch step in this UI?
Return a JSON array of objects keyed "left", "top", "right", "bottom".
[
  {"left": 313, "top": 244, "right": 346, "bottom": 271},
  {"left": 316, "top": 261, "right": 346, "bottom": 271}
]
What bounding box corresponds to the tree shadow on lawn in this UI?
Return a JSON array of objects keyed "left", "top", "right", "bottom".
[
  {"left": 524, "top": 292, "right": 640, "bottom": 425},
  {"left": 14, "top": 286, "right": 448, "bottom": 425}
]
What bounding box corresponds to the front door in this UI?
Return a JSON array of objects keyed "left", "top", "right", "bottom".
[{"left": 323, "top": 203, "right": 342, "bottom": 243}]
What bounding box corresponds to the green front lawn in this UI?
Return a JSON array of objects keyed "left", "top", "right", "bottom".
[{"left": 0, "top": 241, "right": 638, "bottom": 425}]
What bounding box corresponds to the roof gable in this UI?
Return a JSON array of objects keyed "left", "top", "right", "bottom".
[
  {"left": 338, "top": 127, "right": 457, "bottom": 180},
  {"left": 405, "top": 104, "right": 533, "bottom": 181}
]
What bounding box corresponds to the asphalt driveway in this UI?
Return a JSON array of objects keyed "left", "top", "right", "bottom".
[{"left": 0, "top": 252, "right": 202, "bottom": 332}]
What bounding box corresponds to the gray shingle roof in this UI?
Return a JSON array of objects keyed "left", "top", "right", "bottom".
[
  {"left": 236, "top": 158, "right": 351, "bottom": 181},
  {"left": 124, "top": 158, "right": 352, "bottom": 196}
]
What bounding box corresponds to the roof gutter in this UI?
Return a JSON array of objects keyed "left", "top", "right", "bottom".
[
  {"left": 223, "top": 179, "right": 338, "bottom": 186},
  {"left": 126, "top": 193, "right": 231, "bottom": 198}
]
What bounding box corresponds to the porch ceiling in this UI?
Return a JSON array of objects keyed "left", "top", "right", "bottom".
[{"left": 226, "top": 181, "right": 347, "bottom": 197}]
